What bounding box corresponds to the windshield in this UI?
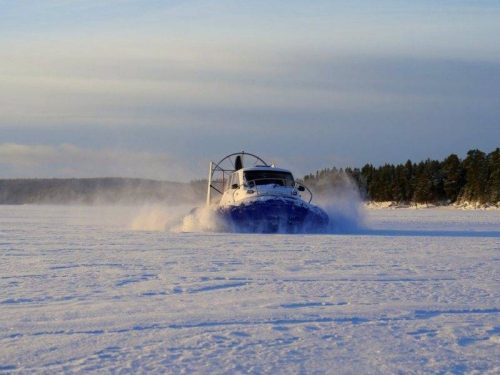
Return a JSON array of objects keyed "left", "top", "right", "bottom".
[{"left": 244, "top": 170, "right": 295, "bottom": 187}]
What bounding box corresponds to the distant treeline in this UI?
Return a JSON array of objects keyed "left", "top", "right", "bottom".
[
  {"left": 304, "top": 148, "right": 499, "bottom": 205},
  {"left": 0, "top": 178, "right": 204, "bottom": 205},
  {"left": 1, "top": 149, "right": 498, "bottom": 206}
]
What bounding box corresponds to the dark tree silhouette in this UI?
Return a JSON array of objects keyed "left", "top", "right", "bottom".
[{"left": 303, "top": 148, "right": 498, "bottom": 206}]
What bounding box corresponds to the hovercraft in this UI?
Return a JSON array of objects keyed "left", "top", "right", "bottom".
[{"left": 206, "top": 152, "right": 329, "bottom": 233}]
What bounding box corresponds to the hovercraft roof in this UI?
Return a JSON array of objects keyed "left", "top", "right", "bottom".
[{"left": 239, "top": 165, "right": 292, "bottom": 174}]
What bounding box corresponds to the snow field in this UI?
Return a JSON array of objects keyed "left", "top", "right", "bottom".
[{"left": 0, "top": 206, "right": 499, "bottom": 374}]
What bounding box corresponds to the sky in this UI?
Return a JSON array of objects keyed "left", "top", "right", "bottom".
[{"left": 0, "top": 0, "right": 499, "bottom": 181}]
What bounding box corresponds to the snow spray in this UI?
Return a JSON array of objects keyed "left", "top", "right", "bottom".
[
  {"left": 314, "top": 173, "right": 366, "bottom": 233},
  {"left": 130, "top": 205, "right": 227, "bottom": 232},
  {"left": 130, "top": 205, "right": 189, "bottom": 231},
  {"left": 130, "top": 173, "right": 365, "bottom": 234}
]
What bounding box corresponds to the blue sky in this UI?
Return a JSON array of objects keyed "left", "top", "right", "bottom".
[{"left": 0, "top": 1, "right": 499, "bottom": 180}]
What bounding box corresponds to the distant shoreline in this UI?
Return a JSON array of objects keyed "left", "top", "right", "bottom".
[
  {"left": 365, "top": 201, "right": 499, "bottom": 210},
  {"left": 0, "top": 177, "right": 205, "bottom": 206},
  {"left": 1, "top": 177, "right": 497, "bottom": 209}
]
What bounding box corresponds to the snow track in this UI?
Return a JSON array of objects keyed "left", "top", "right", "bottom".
[{"left": 0, "top": 206, "right": 499, "bottom": 374}]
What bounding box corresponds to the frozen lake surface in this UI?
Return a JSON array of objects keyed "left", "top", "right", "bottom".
[{"left": 1, "top": 206, "right": 499, "bottom": 374}]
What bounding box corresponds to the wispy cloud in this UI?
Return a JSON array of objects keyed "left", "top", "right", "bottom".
[
  {"left": 0, "top": 1, "right": 499, "bottom": 176},
  {"left": 2, "top": 39, "right": 498, "bottom": 128}
]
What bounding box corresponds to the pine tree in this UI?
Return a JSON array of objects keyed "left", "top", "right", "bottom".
[
  {"left": 462, "top": 150, "right": 489, "bottom": 203},
  {"left": 487, "top": 148, "right": 500, "bottom": 204},
  {"left": 442, "top": 154, "right": 464, "bottom": 203},
  {"left": 428, "top": 159, "right": 445, "bottom": 202},
  {"left": 361, "top": 164, "right": 375, "bottom": 200},
  {"left": 403, "top": 160, "right": 415, "bottom": 201},
  {"left": 392, "top": 165, "right": 407, "bottom": 202},
  {"left": 413, "top": 161, "right": 432, "bottom": 203}
]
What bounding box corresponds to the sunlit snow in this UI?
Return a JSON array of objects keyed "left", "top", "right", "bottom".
[{"left": 0, "top": 206, "right": 499, "bottom": 373}]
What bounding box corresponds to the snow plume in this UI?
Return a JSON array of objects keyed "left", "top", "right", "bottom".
[
  {"left": 130, "top": 205, "right": 227, "bottom": 232},
  {"left": 130, "top": 173, "right": 365, "bottom": 234},
  {"left": 130, "top": 205, "right": 186, "bottom": 231},
  {"left": 313, "top": 172, "right": 366, "bottom": 233},
  {"left": 174, "top": 206, "right": 228, "bottom": 233}
]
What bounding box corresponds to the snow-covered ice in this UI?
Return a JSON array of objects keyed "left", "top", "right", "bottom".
[{"left": 0, "top": 205, "right": 499, "bottom": 374}]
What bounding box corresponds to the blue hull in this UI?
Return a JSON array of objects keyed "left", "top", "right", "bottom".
[{"left": 218, "top": 198, "right": 329, "bottom": 233}]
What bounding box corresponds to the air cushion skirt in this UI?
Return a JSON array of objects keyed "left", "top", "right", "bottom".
[{"left": 217, "top": 196, "right": 329, "bottom": 233}]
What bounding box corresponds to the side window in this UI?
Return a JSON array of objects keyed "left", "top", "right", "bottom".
[{"left": 225, "top": 174, "right": 232, "bottom": 190}]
